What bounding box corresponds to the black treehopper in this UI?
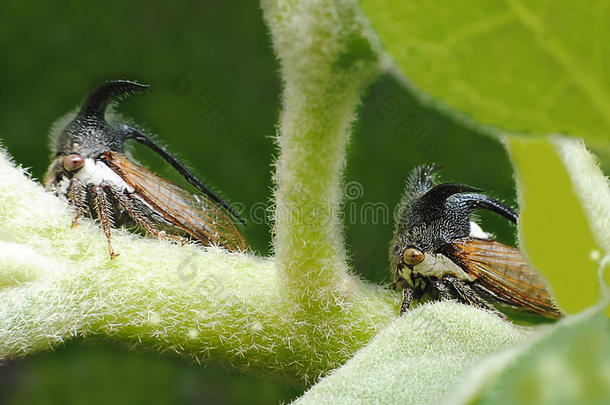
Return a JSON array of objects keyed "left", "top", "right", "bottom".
[
  {"left": 390, "top": 165, "right": 562, "bottom": 320},
  {"left": 44, "top": 80, "right": 248, "bottom": 258}
]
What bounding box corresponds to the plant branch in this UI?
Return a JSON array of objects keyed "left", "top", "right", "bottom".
[
  {"left": 0, "top": 149, "right": 396, "bottom": 381},
  {"left": 261, "top": 0, "right": 382, "bottom": 310}
]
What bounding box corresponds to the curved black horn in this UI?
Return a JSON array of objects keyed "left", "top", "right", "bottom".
[
  {"left": 446, "top": 192, "right": 518, "bottom": 223},
  {"left": 419, "top": 183, "right": 482, "bottom": 209},
  {"left": 78, "top": 80, "right": 149, "bottom": 121}
]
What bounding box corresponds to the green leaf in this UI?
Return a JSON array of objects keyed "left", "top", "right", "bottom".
[
  {"left": 506, "top": 137, "right": 604, "bottom": 314},
  {"left": 293, "top": 301, "right": 526, "bottom": 405},
  {"left": 362, "top": 0, "right": 610, "bottom": 146},
  {"left": 444, "top": 306, "right": 610, "bottom": 405},
  {"left": 552, "top": 137, "right": 610, "bottom": 255}
]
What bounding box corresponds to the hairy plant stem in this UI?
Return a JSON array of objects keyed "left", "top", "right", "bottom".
[
  {"left": 0, "top": 149, "right": 396, "bottom": 381},
  {"left": 262, "top": 0, "right": 382, "bottom": 312}
]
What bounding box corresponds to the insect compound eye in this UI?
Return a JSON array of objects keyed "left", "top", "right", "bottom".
[
  {"left": 63, "top": 154, "right": 85, "bottom": 172},
  {"left": 402, "top": 248, "right": 424, "bottom": 266}
]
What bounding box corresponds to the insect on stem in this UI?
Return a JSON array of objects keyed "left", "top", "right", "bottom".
[{"left": 44, "top": 80, "right": 249, "bottom": 258}]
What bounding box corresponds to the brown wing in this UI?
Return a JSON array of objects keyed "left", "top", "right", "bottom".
[
  {"left": 445, "top": 238, "right": 562, "bottom": 319},
  {"left": 102, "top": 151, "right": 248, "bottom": 251}
]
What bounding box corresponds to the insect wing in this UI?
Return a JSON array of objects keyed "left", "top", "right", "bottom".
[
  {"left": 446, "top": 238, "right": 562, "bottom": 319},
  {"left": 102, "top": 151, "right": 248, "bottom": 251}
]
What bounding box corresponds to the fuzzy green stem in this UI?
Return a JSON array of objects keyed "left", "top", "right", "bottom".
[
  {"left": 0, "top": 149, "right": 395, "bottom": 382},
  {"left": 262, "top": 0, "right": 382, "bottom": 310}
]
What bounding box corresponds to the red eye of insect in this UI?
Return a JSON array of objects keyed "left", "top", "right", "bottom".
[
  {"left": 403, "top": 248, "right": 424, "bottom": 266},
  {"left": 63, "top": 154, "right": 85, "bottom": 171}
]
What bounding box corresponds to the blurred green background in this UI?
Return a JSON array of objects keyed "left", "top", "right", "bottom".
[{"left": 0, "top": 1, "right": 540, "bottom": 403}]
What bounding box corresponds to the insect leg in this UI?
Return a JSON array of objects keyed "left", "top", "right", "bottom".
[
  {"left": 92, "top": 185, "right": 119, "bottom": 259},
  {"left": 442, "top": 275, "right": 506, "bottom": 319},
  {"left": 67, "top": 177, "right": 86, "bottom": 228},
  {"left": 108, "top": 188, "right": 187, "bottom": 245},
  {"left": 400, "top": 288, "right": 414, "bottom": 315}
]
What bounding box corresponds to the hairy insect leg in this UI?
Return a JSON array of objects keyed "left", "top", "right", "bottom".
[
  {"left": 67, "top": 177, "right": 86, "bottom": 228},
  {"left": 92, "top": 185, "right": 119, "bottom": 259},
  {"left": 442, "top": 275, "right": 506, "bottom": 319},
  {"left": 400, "top": 288, "right": 414, "bottom": 315},
  {"left": 108, "top": 188, "right": 187, "bottom": 245}
]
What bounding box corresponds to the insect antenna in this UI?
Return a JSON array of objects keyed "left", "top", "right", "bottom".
[{"left": 120, "top": 124, "right": 247, "bottom": 225}]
